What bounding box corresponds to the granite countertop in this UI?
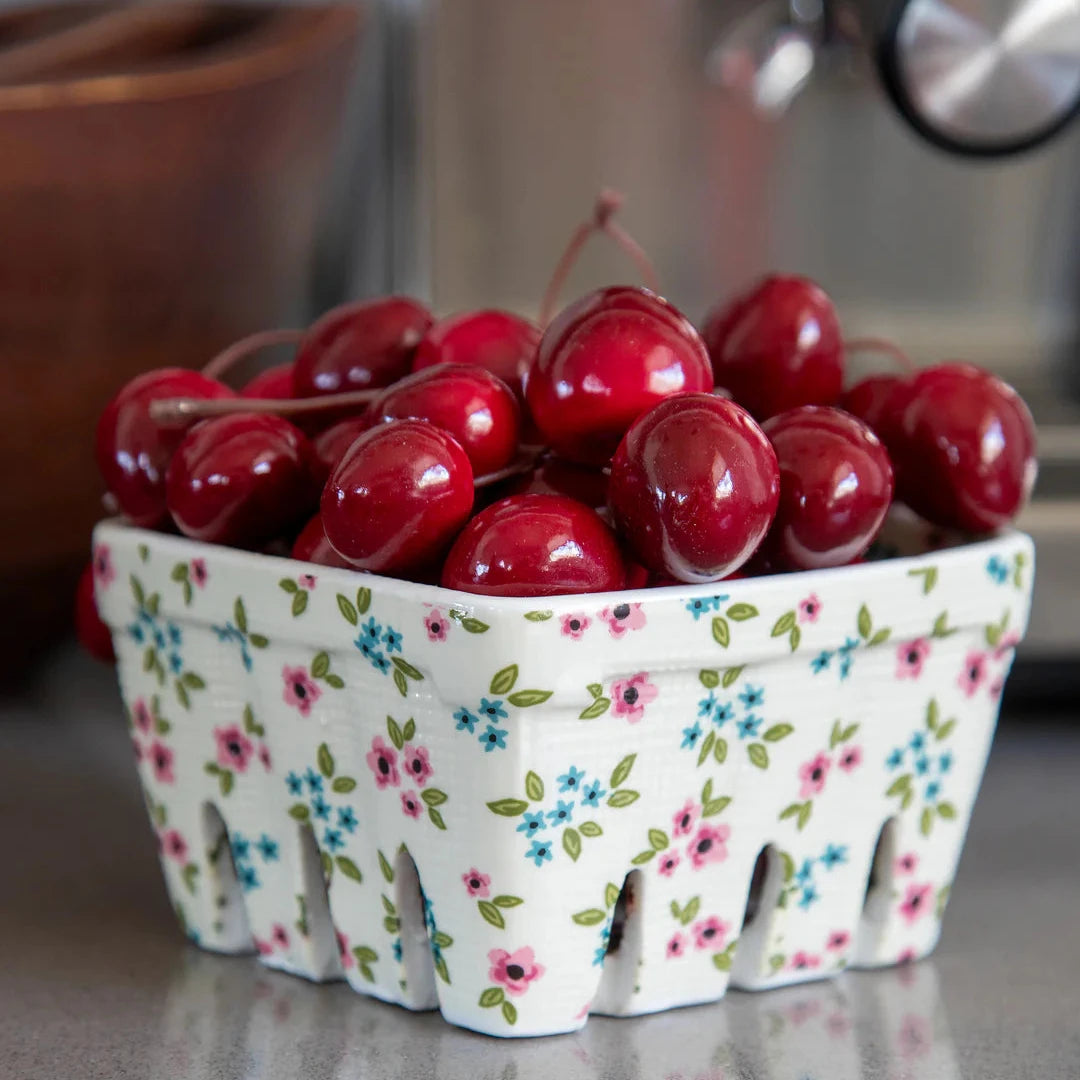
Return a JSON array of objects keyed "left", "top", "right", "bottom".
[{"left": 2, "top": 649, "right": 1078, "bottom": 1080}]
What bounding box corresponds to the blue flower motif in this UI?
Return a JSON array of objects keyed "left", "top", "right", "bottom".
[
  {"left": 580, "top": 780, "right": 607, "bottom": 807},
  {"left": 322, "top": 828, "right": 344, "bottom": 853},
  {"left": 546, "top": 800, "right": 575, "bottom": 827},
  {"left": 593, "top": 945, "right": 608, "bottom": 967},
  {"left": 392, "top": 938, "right": 403, "bottom": 963},
  {"left": 558, "top": 766, "right": 585, "bottom": 792},
  {"left": 736, "top": 714, "right": 762, "bottom": 740},
  {"left": 256, "top": 835, "right": 279, "bottom": 862},
  {"left": 212, "top": 625, "right": 230, "bottom": 643},
  {"left": 685, "top": 598, "right": 712, "bottom": 620},
  {"left": 698, "top": 693, "right": 718, "bottom": 718},
  {"left": 526, "top": 839, "right": 554, "bottom": 867},
  {"left": 795, "top": 858, "right": 815, "bottom": 885},
  {"left": 925, "top": 780, "right": 942, "bottom": 801},
  {"left": 361, "top": 617, "right": 382, "bottom": 643},
  {"left": 886, "top": 748, "right": 905, "bottom": 770},
  {"left": 240, "top": 646, "right": 253, "bottom": 673},
  {"left": 238, "top": 865, "right": 259, "bottom": 892},
  {"left": 714, "top": 702, "right": 735, "bottom": 727},
  {"left": 479, "top": 698, "right": 508, "bottom": 720},
  {"left": 423, "top": 896, "right": 437, "bottom": 934},
  {"left": 914, "top": 755, "right": 931, "bottom": 776},
  {"left": 138, "top": 609, "right": 155, "bottom": 625},
  {"left": 910, "top": 732, "right": 927, "bottom": 752},
  {"left": 454, "top": 707, "right": 479, "bottom": 733},
  {"left": 517, "top": 812, "right": 546, "bottom": 835},
  {"left": 479, "top": 725, "right": 507, "bottom": 752},
  {"left": 986, "top": 555, "right": 1009, "bottom": 584},
  {"left": 231, "top": 835, "right": 250, "bottom": 861},
  {"left": 838, "top": 637, "right": 859, "bottom": 655},
  {"left": 798, "top": 885, "right": 819, "bottom": 910},
  {"left": 681, "top": 722, "right": 703, "bottom": 749},
  {"left": 811, "top": 651, "right": 833, "bottom": 673},
  {"left": 820, "top": 843, "right": 847, "bottom": 869},
  {"left": 337, "top": 806, "right": 358, "bottom": 833},
  {"left": 739, "top": 685, "right": 765, "bottom": 709},
  {"left": 382, "top": 627, "right": 403, "bottom": 654},
  {"left": 304, "top": 767, "right": 324, "bottom": 794},
  {"left": 599, "top": 924, "right": 611, "bottom": 945},
  {"left": 128, "top": 623, "right": 145, "bottom": 644},
  {"left": 370, "top": 653, "right": 390, "bottom": 674},
  {"left": 838, "top": 654, "right": 853, "bottom": 680},
  {"left": 939, "top": 751, "right": 953, "bottom": 774},
  {"left": 311, "top": 795, "right": 331, "bottom": 821},
  {"left": 153, "top": 628, "right": 167, "bottom": 650},
  {"left": 168, "top": 652, "right": 183, "bottom": 674},
  {"left": 285, "top": 771, "right": 303, "bottom": 796},
  {"left": 168, "top": 624, "right": 182, "bottom": 647}
]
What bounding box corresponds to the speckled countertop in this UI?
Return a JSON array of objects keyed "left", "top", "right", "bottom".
[{"left": 2, "top": 650, "right": 1078, "bottom": 1080}]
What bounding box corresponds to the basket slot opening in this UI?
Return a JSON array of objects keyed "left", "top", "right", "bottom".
[
  {"left": 296, "top": 822, "right": 343, "bottom": 978},
  {"left": 742, "top": 845, "right": 775, "bottom": 929},
  {"left": 591, "top": 869, "right": 643, "bottom": 1015},
  {"left": 729, "top": 845, "right": 786, "bottom": 986},
  {"left": 393, "top": 848, "right": 439, "bottom": 1009},
  {"left": 201, "top": 801, "right": 253, "bottom": 949},
  {"left": 863, "top": 818, "right": 899, "bottom": 916}
]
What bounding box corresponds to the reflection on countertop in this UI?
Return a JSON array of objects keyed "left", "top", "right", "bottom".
[{"left": 2, "top": 647, "right": 1078, "bottom": 1080}]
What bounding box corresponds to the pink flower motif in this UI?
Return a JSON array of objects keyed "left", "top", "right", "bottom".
[
  {"left": 132, "top": 737, "right": 144, "bottom": 763},
  {"left": 838, "top": 745, "right": 862, "bottom": 773},
  {"left": 149, "top": 740, "right": 175, "bottom": 784},
  {"left": 895, "top": 852, "right": 919, "bottom": 876},
  {"left": 798, "top": 752, "right": 832, "bottom": 799},
  {"left": 989, "top": 678, "right": 1004, "bottom": 699},
  {"left": 214, "top": 725, "right": 254, "bottom": 772},
  {"left": 132, "top": 697, "right": 153, "bottom": 734},
  {"left": 598, "top": 602, "right": 647, "bottom": 638},
  {"left": 488, "top": 946, "right": 545, "bottom": 996},
  {"left": 258, "top": 744, "right": 272, "bottom": 772},
  {"left": 298, "top": 574, "right": 316, "bottom": 590},
  {"left": 462, "top": 869, "right": 491, "bottom": 897},
  {"left": 160, "top": 828, "right": 188, "bottom": 862},
  {"left": 896, "top": 638, "right": 931, "bottom": 679},
  {"left": 789, "top": 951, "right": 821, "bottom": 970},
  {"left": 610, "top": 672, "right": 658, "bottom": 723},
  {"left": 366, "top": 737, "right": 400, "bottom": 789},
  {"left": 798, "top": 594, "right": 821, "bottom": 623},
  {"left": 896, "top": 947, "right": 918, "bottom": 965},
  {"left": 272, "top": 924, "right": 290, "bottom": 949},
  {"left": 575, "top": 1001, "right": 593, "bottom": 1020},
  {"left": 400, "top": 791, "right": 422, "bottom": 818},
  {"left": 255, "top": 938, "right": 273, "bottom": 956},
  {"left": 826, "top": 930, "right": 850, "bottom": 952},
  {"left": 672, "top": 800, "right": 701, "bottom": 837},
  {"left": 336, "top": 930, "right": 353, "bottom": 969},
  {"left": 899, "top": 882, "right": 933, "bottom": 924},
  {"left": 666, "top": 933, "right": 686, "bottom": 958},
  {"left": 282, "top": 665, "right": 321, "bottom": 717},
  {"left": 692, "top": 916, "right": 730, "bottom": 951},
  {"left": 560, "top": 612, "right": 591, "bottom": 639},
  {"left": 92, "top": 544, "right": 115, "bottom": 587},
  {"left": 657, "top": 851, "right": 681, "bottom": 877},
  {"left": 958, "top": 651, "right": 988, "bottom": 697},
  {"left": 424, "top": 608, "right": 449, "bottom": 642},
  {"left": 190, "top": 558, "right": 208, "bottom": 588},
  {"left": 994, "top": 631, "right": 1020, "bottom": 660},
  {"left": 688, "top": 822, "right": 730, "bottom": 869},
  {"left": 401, "top": 743, "right": 433, "bottom": 788}
]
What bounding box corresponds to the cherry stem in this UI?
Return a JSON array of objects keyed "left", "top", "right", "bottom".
[
  {"left": 149, "top": 390, "right": 379, "bottom": 425},
  {"left": 473, "top": 451, "right": 541, "bottom": 489},
  {"left": 843, "top": 337, "right": 916, "bottom": 374},
  {"left": 200, "top": 328, "right": 304, "bottom": 382},
  {"left": 538, "top": 188, "right": 660, "bottom": 327}
]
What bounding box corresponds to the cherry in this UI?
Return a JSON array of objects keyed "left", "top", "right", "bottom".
[
  {"left": 703, "top": 275, "right": 844, "bottom": 420},
  {"left": 412, "top": 310, "right": 539, "bottom": 402},
  {"left": 75, "top": 562, "right": 115, "bottom": 662},
  {"left": 441, "top": 493, "right": 625, "bottom": 596},
  {"left": 293, "top": 296, "right": 433, "bottom": 398},
  {"left": 760, "top": 406, "right": 894, "bottom": 570},
  {"left": 311, "top": 416, "right": 371, "bottom": 478},
  {"left": 166, "top": 414, "right": 319, "bottom": 548},
  {"left": 96, "top": 368, "right": 234, "bottom": 528},
  {"left": 291, "top": 513, "right": 354, "bottom": 568},
  {"left": 241, "top": 363, "right": 296, "bottom": 400},
  {"left": 840, "top": 374, "right": 905, "bottom": 444},
  {"left": 368, "top": 363, "right": 520, "bottom": 475},
  {"left": 322, "top": 420, "right": 474, "bottom": 574},
  {"left": 505, "top": 454, "right": 609, "bottom": 510},
  {"left": 608, "top": 392, "right": 780, "bottom": 582}
]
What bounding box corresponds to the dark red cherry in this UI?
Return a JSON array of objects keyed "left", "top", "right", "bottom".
[
  {"left": 369, "top": 363, "right": 520, "bottom": 475},
  {"left": 311, "top": 416, "right": 371, "bottom": 478},
  {"left": 75, "top": 562, "right": 115, "bottom": 663},
  {"left": 505, "top": 454, "right": 609, "bottom": 510},
  {"left": 703, "top": 275, "right": 844, "bottom": 420},
  {"left": 291, "top": 513, "right": 354, "bottom": 568},
  {"left": 760, "top": 406, "right": 894, "bottom": 570},
  {"left": 608, "top": 392, "right": 780, "bottom": 582},
  {"left": 166, "top": 414, "right": 319, "bottom": 547},
  {"left": 322, "top": 420, "right": 474, "bottom": 573},
  {"left": 293, "top": 296, "right": 433, "bottom": 398},
  {"left": 840, "top": 374, "right": 906, "bottom": 444},
  {"left": 96, "top": 368, "right": 235, "bottom": 527},
  {"left": 889, "top": 363, "right": 1036, "bottom": 532},
  {"left": 241, "top": 363, "right": 296, "bottom": 400},
  {"left": 526, "top": 286, "right": 713, "bottom": 466},
  {"left": 413, "top": 310, "right": 539, "bottom": 402},
  {"left": 441, "top": 493, "right": 624, "bottom": 596}
]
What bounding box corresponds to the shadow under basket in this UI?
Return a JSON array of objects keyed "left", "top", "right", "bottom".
[{"left": 93, "top": 517, "right": 1034, "bottom": 1038}]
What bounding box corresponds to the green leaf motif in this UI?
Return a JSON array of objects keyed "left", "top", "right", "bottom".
[
  {"left": 721, "top": 666, "right": 743, "bottom": 688},
  {"left": 182, "top": 672, "right": 205, "bottom": 690},
  {"left": 607, "top": 789, "right": 639, "bottom": 808},
  {"left": 478, "top": 901, "right": 505, "bottom": 929},
  {"left": 797, "top": 802, "right": 812, "bottom": 830},
  {"left": 630, "top": 850, "right": 656, "bottom": 865},
  {"left": 747, "top": 743, "right": 769, "bottom": 769},
  {"left": 131, "top": 575, "right": 146, "bottom": 606},
  {"left": 525, "top": 771, "right": 545, "bottom": 801},
  {"left": 434, "top": 953, "right": 451, "bottom": 984},
  {"left": 386, "top": 717, "right": 404, "bottom": 751},
  {"left": 524, "top": 610, "right": 553, "bottom": 622},
  {"left": 508, "top": 690, "right": 552, "bottom": 707},
  {"left": 479, "top": 987, "right": 505, "bottom": 1008},
  {"left": 501, "top": 1000, "right": 517, "bottom": 1025},
  {"left": 490, "top": 665, "right": 519, "bottom": 695},
  {"left": 649, "top": 828, "right": 669, "bottom": 851},
  {"left": 175, "top": 680, "right": 190, "bottom": 710},
  {"left": 317, "top": 743, "right": 335, "bottom": 779},
  {"left": 311, "top": 652, "right": 330, "bottom": 679},
  {"left": 579, "top": 697, "right": 611, "bottom": 720},
  {"left": 763, "top": 723, "right": 794, "bottom": 742},
  {"left": 727, "top": 603, "right": 759, "bottom": 621},
  {"left": 383, "top": 916, "right": 399, "bottom": 935},
  {"left": 771, "top": 611, "right": 796, "bottom": 637},
  {"left": 332, "top": 776, "right": 357, "bottom": 794},
  {"left": 610, "top": 754, "right": 636, "bottom": 788},
  {"left": 901, "top": 789, "right": 915, "bottom": 811},
  {"left": 289, "top": 803, "right": 310, "bottom": 823},
  {"left": 572, "top": 908, "right": 607, "bottom": 926},
  {"left": 234, "top": 598, "right": 248, "bottom": 633},
  {"left": 857, "top": 604, "right": 872, "bottom": 640},
  {"left": 402, "top": 718, "right": 416, "bottom": 742},
  {"left": 937, "top": 801, "right": 956, "bottom": 820},
  {"left": 392, "top": 668, "right": 408, "bottom": 697},
  {"left": 421, "top": 788, "right": 448, "bottom": 807},
  {"left": 432, "top": 931, "right": 453, "bottom": 949},
  {"left": 278, "top": 577, "right": 297, "bottom": 593},
  {"left": 392, "top": 656, "right": 424, "bottom": 681},
  {"left": 886, "top": 774, "right": 912, "bottom": 797},
  {"left": 920, "top": 807, "right": 934, "bottom": 837},
  {"left": 829, "top": 719, "right": 844, "bottom": 750},
  {"left": 325, "top": 674, "right": 345, "bottom": 689},
  {"left": 321, "top": 851, "right": 333, "bottom": 881},
  {"left": 493, "top": 895, "right": 523, "bottom": 908},
  {"left": 713, "top": 951, "right": 732, "bottom": 972},
  {"left": 357, "top": 587, "right": 372, "bottom": 616},
  {"left": 789, "top": 625, "right": 801, "bottom": 652},
  {"left": 181, "top": 863, "right": 199, "bottom": 895},
  {"left": 699, "top": 669, "right": 720, "bottom": 689},
  {"left": 182, "top": 582, "right": 193, "bottom": 606},
  {"left": 703, "top": 796, "right": 731, "bottom": 818},
  {"left": 428, "top": 808, "right": 447, "bottom": 830},
  {"left": 586, "top": 683, "right": 603, "bottom": 699},
  {"left": 712, "top": 616, "right": 730, "bottom": 647},
  {"left": 248, "top": 634, "right": 269, "bottom": 649},
  {"left": 291, "top": 591, "right": 308, "bottom": 617},
  {"left": 378, "top": 851, "right": 394, "bottom": 883},
  {"left": 936, "top": 719, "right": 956, "bottom": 741},
  {"left": 146, "top": 593, "right": 160, "bottom": 617},
  {"left": 488, "top": 798, "right": 529, "bottom": 816},
  {"left": 869, "top": 628, "right": 891, "bottom": 646},
  {"left": 353, "top": 945, "right": 377, "bottom": 964},
  {"left": 219, "top": 770, "right": 234, "bottom": 797},
  {"left": 698, "top": 730, "right": 716, "bottom": 767},
  {"left": 337, "top": 594, "right": 358, "bottom": 625},
  {"left": 838, "top": 722, "right": 859, "bottom": 743},
  {"left": 460, "top": 617, "right": 490, "bottom": 633},
  {"left": 605, "top": 883, "right": 621, "bottom": 909},
  {"left": 779, "top": 802, "right": 801, "bottom": 821},
  {"left": 563, "top": 828, "right": 582, "bottom": 861},
  {"left": 336, "top": 856, "right": 362, "bottom": 883},
  {"left": 681, "top": 896, "right": 701, "bottom": 926},
  {"left": 927, "top": 698, "right": 940, "bottom": 729},
  {"left": 137, "top": 544, "right": 149, "bottom": 562},
  {"left": 714, "top": 737, "right": 728, "bottom": 765},
  {"left": 579, "top": 821, "right": 603, "bottom": 838},
  {"left": 932, "top": 612, "right": 955, "bottom": 638}
]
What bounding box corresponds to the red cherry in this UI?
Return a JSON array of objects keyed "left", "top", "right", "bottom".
[
  {"left": 311, "top": 416, "right": 371, "bottom": 478},
  {"left": 760, "top": 406, "right": 894, "bottom": 570},
  {"left": 96, "top": 368, "right": 234, "bottom": 527},
  {"left": 840, "top": 374, "right": 905, "bottom": 443},
  {"left": 75, "top": 562, "right": 115, "bottom": 662},
  {"left": 322, "top": 420, "right": 474, "bottom": 573},
  {"left": 703, "top": 275, "right": 844, "bottom": 420},
  {"left": 293, "top": 296, "right": 433, "bottom": 398},
  {"left": 368, "top": 363, "right": 520, "bottom": 476},
  {"left": 413, "top": 310, "right": 539, "bottom": 402},
  {"left": 166, "top": 414, "right": 319, "bottom": 547},
  {"left": 441, "top": 493, "right": 624, "bottom": 596},
  {"left": 527, "top": 286, "right": 713, "bottom": 466},
  {"left": 888, "top": 363, "right": 1036, "bottom": 532},
  {"left": 608, "top": 392, "right": 780, "bottom": 582},
  {"left": 291, "top": 513, "right": 354, "bottom": 568},
  {"left": 241, "top": 363, "right": 296, "bottom": 400},
  {"left": 505, "top": 454, "right": 609, "bottom": 510}
]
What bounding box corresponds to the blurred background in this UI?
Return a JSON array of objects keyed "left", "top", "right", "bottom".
[{"left": 2, "top": 0, "right": 1078, "bottom": 698}]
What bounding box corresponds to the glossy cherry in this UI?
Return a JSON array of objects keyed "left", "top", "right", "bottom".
[
  {"left": 241, "top": 362, "right": 296, "bottom": 400},
  {"left": 322, "top": 419, "right": 474, "bottom": 574},
  {"left": 441, "top": 493, "right": 624, "bottom": 596},
  {"left": 506, "top": 454, "right": 609, "bottom": 510},
  {"left": 75, "top": 562, "right": 115, "bottom": 662},
  {"left": 166, "top": 414, "right": 319, "bottom": 547},
  {"left": 413, "top": 310, "right": 539, "bottom": 402},
  {"left": 527, "top": 286, "right": 713, "bottom": 466},
  {"left": 840, "top": 374, "right": 905, "bottom": 444},
  {"left": 96, "top": 368, "right": 234, "bottom": 527},
  {"left": 291, "top": 513, "right": 354, "bottom": 568},
  {"left": 703, "top": 275, "right": 844, "bottom": 420},
  {"left": 760, "top": 406, "right": 894, "bottom": 570},
  {"left": 368, "top": 363, "right": 520, "bottom": 476},
  {"left": 311, "top": 416, "right": 371, "bottom": 479},
  {"left": 608, "top": 392, "right": 780, "bottom": 582},
  {"left": 293, "top": 296, "right": 433, "bottom": 398}
]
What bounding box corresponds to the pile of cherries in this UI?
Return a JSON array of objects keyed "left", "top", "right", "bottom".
[{"left": 79, "top": 192, "right": 1037, "bottom": 658}]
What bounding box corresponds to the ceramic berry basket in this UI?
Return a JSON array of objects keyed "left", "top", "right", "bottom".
[{"left": 92, "top": 516, "right": 1033, "bottom": 1038}]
